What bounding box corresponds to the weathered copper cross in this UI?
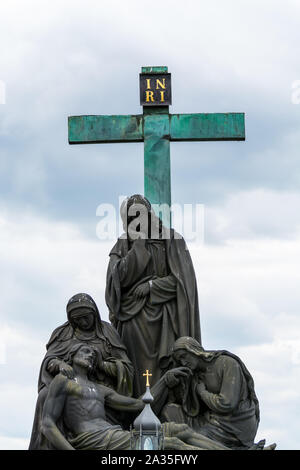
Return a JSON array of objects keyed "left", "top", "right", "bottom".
[{"left": 68, "top": 66, "right": 245, "bottom": 227}]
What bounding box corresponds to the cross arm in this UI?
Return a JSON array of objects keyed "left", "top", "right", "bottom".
[
  {"left": 68, "top": 115, "right": 144, "bottom": 144},
  {"left": 170, "top": 112, "right": 245, "bottom": 141}
]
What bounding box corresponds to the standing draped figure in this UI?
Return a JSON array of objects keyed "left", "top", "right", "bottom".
[{"left": 105, "top": 195, "right": 201, "bottom": 396}]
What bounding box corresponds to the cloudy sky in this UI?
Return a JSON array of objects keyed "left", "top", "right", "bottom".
[{"left": 1, "top": 0, "right": 300, "bottom": 450}]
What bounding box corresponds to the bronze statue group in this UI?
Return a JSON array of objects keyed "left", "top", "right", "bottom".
[{"left": 29, "top": 195, "right": 276, "bottom": 451}]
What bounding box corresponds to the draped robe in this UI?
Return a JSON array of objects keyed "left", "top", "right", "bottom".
[
  {"left": 29, "top": 312, "right": 134, "bottom": 449},
  {"left": 155, "top": 350, "right": 260, "bottom": 449},
  {"left": 105, "top": 230, "right": 201, "bottom": 397}
]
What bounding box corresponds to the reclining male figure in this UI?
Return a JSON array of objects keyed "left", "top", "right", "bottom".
[{"left": 41, "top": 343, "right": 229, "bottom": 450}]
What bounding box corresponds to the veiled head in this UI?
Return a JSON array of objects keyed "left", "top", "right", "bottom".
[
  {"left": 120, "top": 194, "right": 163, "bottom": 239},
  {"left": 172, "top": 337, "right": 213, "bottom": 371},
  {"left": 66, "top": 293, "right": 100, "bottom": 331}
]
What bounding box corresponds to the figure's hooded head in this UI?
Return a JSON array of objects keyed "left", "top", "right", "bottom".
[
  {"left": 172, "top": 336, "right": 219, "bottom": 371},
  {"left": 66, "top": 293, "right": 103, "bottom": 334},
  {"left": 120, "top": 194, "right": 163, "bottom": 239}
]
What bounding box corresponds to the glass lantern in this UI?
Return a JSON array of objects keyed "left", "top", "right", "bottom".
[{"left": 131, "top": 424, "right": 164, "bottom": 450}]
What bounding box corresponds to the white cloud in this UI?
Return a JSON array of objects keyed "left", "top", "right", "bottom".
[
  {"left": 205, "top": 188, "right": 300, "bottom": 241},
  {"left": 236, "top": 332, "right": 300, "bottom": 450},
  {"left": 0, "top": 207, "right": 112, "bottom": 329},
  {"left": 0, "top": 436, "right": 29, "bottom": 450},
  {"left": 0, "top": 0, "right": 300, "bottom": 451}
]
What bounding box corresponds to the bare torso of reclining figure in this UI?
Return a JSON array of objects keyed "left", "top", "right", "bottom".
[
  {"left": 42, "top": 345, "right": 142, "bottom": 450},
  {"left": 62, "top": 377, "right": 130, "bottom": 436}
]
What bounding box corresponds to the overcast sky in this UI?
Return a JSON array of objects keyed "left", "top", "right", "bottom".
[{"left": 0, "top": 0, "right": 300, "bottom": 450}]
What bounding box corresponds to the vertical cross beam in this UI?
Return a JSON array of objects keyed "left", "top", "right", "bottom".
[{"left": 144, "top": 112, "right": 171, "bottom": 227}]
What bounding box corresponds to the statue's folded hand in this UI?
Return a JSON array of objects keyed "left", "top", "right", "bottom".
[
  {"left": 164, "top": 367, "right": 191, "bottom": 388},
  {"left": 133, "top": 282, "right": 150, "bottom": 299}
]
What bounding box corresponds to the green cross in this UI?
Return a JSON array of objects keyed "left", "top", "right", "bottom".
[{"left": 68, "top": 66, "right": 245, "bottom": 227}]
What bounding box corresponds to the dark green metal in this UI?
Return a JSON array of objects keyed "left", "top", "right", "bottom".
[
  {"left": 142, "top": 106, "right": 169, "bottom": 115},
  {"left": 68, "top": 115, "right": 143, "bottom": 144},
  {"left": 68, "top": 66, "right": 246, "bottom": 227},
  {"left": 144, "top": 113, "right": 171, "bottom": 227},
  {"left": 141, "top": 66, "right": 168, "bottom": 74},
  {"left": 170, "top": 113, "right": 245, "bottom": 141}
]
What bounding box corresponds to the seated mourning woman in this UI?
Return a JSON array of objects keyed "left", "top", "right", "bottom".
[
  {"left": 155, "top": 337, "right": 276, "bottom": 450},
  {"left": 29, "top": 293, "right": 134, "bottom": 449}
]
